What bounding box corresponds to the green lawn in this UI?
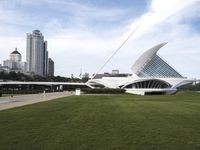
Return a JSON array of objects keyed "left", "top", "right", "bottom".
[{"left": 0, "top": 92, "right": 200, "bottom": 150}]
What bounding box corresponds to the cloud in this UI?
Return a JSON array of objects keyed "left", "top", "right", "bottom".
[
  {"left": 49, "top": 0, "right": 130, "bottom": 20},
  {"left": 92, "top": 0, "right": 200, "bottom": 78},
  {"left": 123, "top": 0, "right": 199, "bottom": 39},
  {"left": 116, "top": 0, "right": 200, "bottom": 78},
  {"left": 0, "top": 36, "right": 26, "bottom": 63},
  {"left": 0, "top": 0, "right": 200, "bottom": 78}
]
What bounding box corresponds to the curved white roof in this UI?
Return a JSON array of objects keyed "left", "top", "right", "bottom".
[
  {"left": 131, "top": 42, "right": 167, "bottom": 73},
  {"left": 131, "top": 42, "right": 183, "bottom": 78}
]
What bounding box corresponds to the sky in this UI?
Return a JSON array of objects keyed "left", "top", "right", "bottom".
[{"left": 0, "top": 0, "right": 200, "bottom": 78}]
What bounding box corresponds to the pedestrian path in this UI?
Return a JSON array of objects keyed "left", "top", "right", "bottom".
[{"left": 0, "top": 91, "right": 74, "bottom": 111}]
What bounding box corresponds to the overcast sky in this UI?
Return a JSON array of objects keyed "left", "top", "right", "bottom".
[{"left": 0, "top": 0, "right": 200, "bottom": 78}]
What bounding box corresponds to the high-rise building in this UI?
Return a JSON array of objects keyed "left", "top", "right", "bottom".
[
  {"left": 26, "top": 30, "right": 48, "bottom": 77},
  {"left": 10, "top": 48, "right": 22, "bottom": 62},
  {"left": 3, "top": 48, "right": 26, "bottom": 73},
  {"left": 48, "top": 58, "right": 54, "bottom": 76},
  {"left": 44, "top": 41, "right": 48, "bottom": 77}
]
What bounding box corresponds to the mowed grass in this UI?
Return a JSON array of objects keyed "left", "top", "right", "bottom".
[{"left": 0, "top": 92, "right": 200, "bottom": 150}]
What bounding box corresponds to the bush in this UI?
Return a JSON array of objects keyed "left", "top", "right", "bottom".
[
  {"left": 189, "top": 83, "right": 200, "bottom": 91},
  {"left": 82, "top": 88, "right": 125, "bottom": 94}
]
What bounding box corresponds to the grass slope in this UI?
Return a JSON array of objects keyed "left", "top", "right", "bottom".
[{"left": 0, "top": 92, "right": 200, "bottom": 150}]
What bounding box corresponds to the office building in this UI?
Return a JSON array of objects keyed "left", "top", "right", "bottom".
[
  {"left": 26, "top": 30, "right": 48, "bottom": 77},
  {"left": 3, "top": 48, "right": 26, "bottom": 73},
  {"left": 48, "top": 58, "right": 54, "bottom": 76},
  {"left": 112, "top": 69, "right": 119, "bottom": 75}
]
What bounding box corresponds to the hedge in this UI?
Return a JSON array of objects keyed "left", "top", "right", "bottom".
[
  {"left": 189, "top": 83, "right": 200, "bottom": 91},
  {"left": 82, "top": 88, "right": 125, "bottom": 94}
]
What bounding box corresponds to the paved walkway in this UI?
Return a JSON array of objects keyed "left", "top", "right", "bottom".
[{"left": 0, "top": 91, "right": 74, "bottom": 111}]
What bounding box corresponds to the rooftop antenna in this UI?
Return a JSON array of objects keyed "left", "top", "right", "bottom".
[{"left": 91, "top": 24, "right": 140, "bottom": 80}]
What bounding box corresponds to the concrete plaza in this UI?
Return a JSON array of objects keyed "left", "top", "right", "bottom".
[{"left": 0, "top": 91, "right": 74, "bottom": 111}]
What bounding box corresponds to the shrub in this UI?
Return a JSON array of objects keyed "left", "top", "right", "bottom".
[
  {"left": 189, "top": 83, "right": 200, "bottom": 91},
  {"left": 82, "top": 88, "right": 125, "bottom": 94}
]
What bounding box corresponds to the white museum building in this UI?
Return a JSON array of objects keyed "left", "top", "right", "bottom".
[{"left": 87, "top": 43, "right": 195, "bottom": 95}]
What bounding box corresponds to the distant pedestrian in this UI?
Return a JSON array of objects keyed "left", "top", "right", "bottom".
[{"left": 43, "top": 90, "right": 46, "bottom": 97}]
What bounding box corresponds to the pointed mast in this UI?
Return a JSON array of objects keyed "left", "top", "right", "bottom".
[{"left": 91, "top": 24, "right": 140, "bottom": 79}]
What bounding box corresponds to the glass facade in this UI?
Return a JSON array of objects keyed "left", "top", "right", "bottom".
[
  {"left": 26, "top": 30, "right": 48, "bottom": 77},
  {"left": 136, "top": 55, "right": 183, "bottom": 78}
]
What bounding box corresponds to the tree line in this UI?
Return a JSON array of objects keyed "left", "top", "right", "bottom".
[{"left": 0, "top": 72, "right": 89, "bottom": 82}]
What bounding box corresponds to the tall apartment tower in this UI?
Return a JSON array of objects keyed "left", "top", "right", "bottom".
[
  {"left": 26, "top": 30, "right": 48, "bottom": 77},
  {"left": 48, "top": 58, "right": 54, "bottom": 76}
]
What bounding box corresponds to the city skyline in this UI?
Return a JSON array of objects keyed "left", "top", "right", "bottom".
[
  {"left": 0, "top": 30, "right": 54, "bottom": 77},
  {"left": 0, "top": 0, "right": 200, "bottom": 78}
]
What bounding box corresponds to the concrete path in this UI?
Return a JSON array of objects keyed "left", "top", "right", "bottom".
[{"left": 0, "top": 91, "right": 74, "bottom": 111}]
